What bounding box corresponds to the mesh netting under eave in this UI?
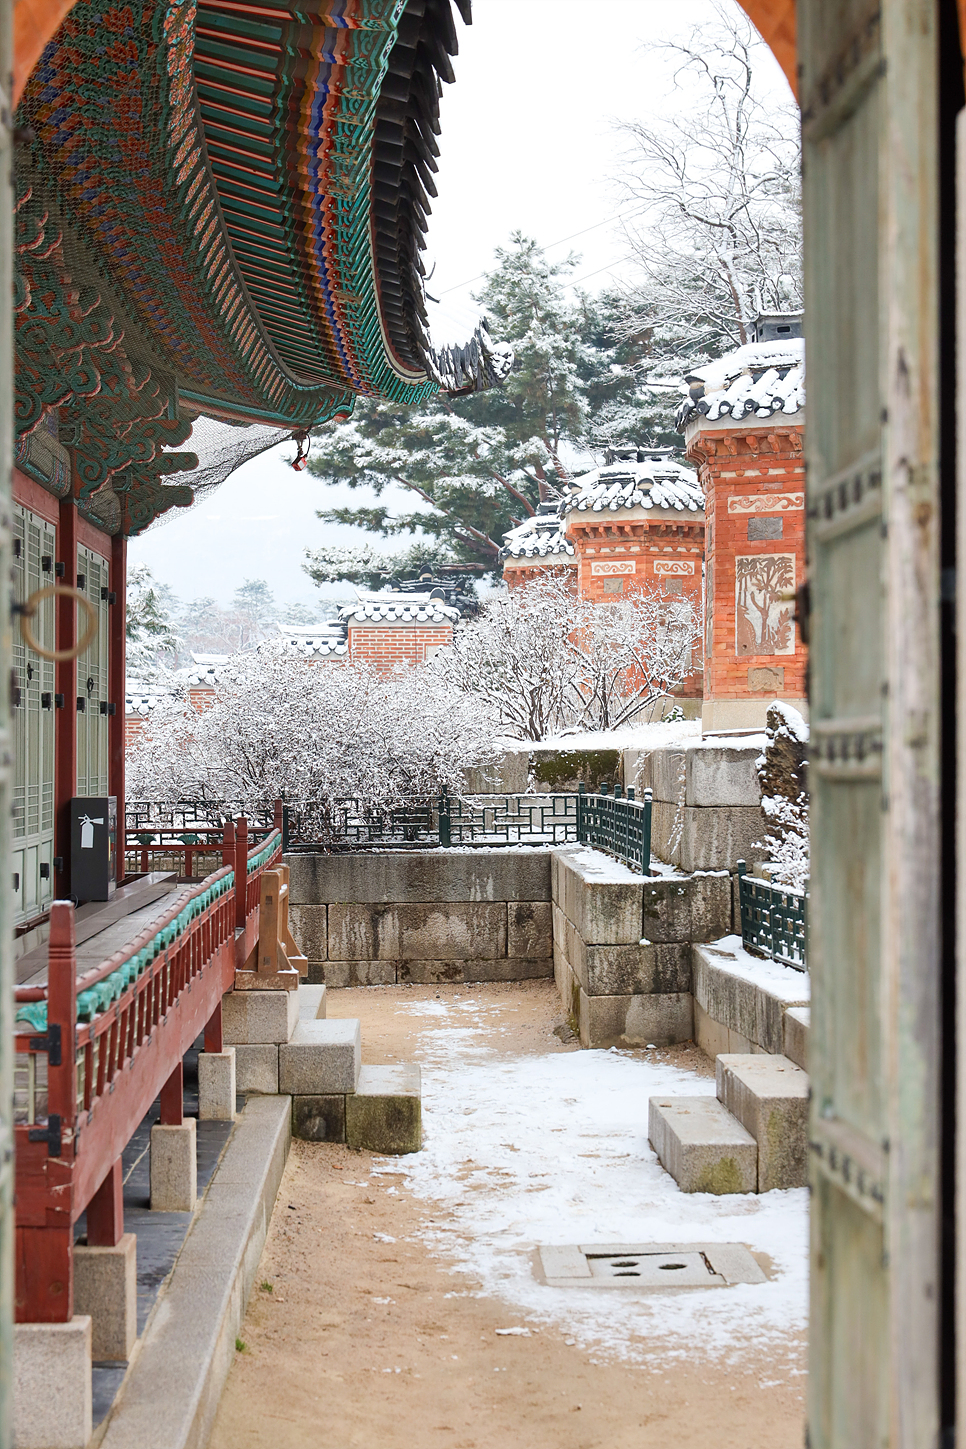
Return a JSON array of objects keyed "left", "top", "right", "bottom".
[{"left": 143, "top": 417, "right": 298, "bottom": 531}]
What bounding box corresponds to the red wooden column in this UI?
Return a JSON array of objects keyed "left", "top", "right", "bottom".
[
  {"left": 159, "top": 1063, "right": 183, "bottom": 1126},
  {"left": 204, "top": 1002, "right": 223, "bottom": 1054},
  {"left": 86, "top": 1159, "right": 123, "bottom": 1247},
  {"left": 55, "top": 499, "right": 78, "bottom": 896},
  {"left": 16, "top": 903, "right": 78, "bottom": 1321},
  {"left": 110, "top": 533, "right": 127, "bottom": 884}
]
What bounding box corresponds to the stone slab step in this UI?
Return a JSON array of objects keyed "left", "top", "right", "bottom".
[
  {"left": 279, "top": 1019, "right": 361, "bottom": 1095},
  {"left": 783, "top": 1006, "right": 809, "bottom": 1071},
  {"left": 648, "top": 1095, "right": 757, "bottom": 1194},
  {"left": 715, "top": 1053, "right": 809, "bottom": 1191},
  {"left": 345, "top": 1065, "right": 421, "bottom": 1155},
  {"left": 297, "top": 983, "right": 327, "bottom": 1021}
]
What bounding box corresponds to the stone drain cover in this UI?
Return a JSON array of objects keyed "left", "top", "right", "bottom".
[{"left": 538, "top": 1242, "right": 766, "bottom": 1289}]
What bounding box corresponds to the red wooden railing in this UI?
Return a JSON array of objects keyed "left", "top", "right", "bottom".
[
  {"left": 12, "top": 819, "right": 282, "bottom": 1323},
  {"left": 124, "top": 819, "right": 277, "bottom": 880}
]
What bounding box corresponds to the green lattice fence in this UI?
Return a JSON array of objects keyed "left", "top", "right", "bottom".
[
  {"left": 737, "top": 860, "right": 808, "bottom": 972},
  {"left": 575, "top": 784, "right": 654, "bottom": 876}
]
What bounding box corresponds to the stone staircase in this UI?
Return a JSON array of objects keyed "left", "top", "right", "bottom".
[
  {"left": 648, "top": 1053, "right": 808, "bottom": 1194},
  {"left": 224, "top": 982, "right": 421, "bottom": 1153}
]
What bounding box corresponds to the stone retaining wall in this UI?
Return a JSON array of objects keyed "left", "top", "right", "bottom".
[
  {"left": 624, "top": 741, "right": 766, "bottom": 871},
  {"left": 286, "top": 850, "right": 553, "bottom": 987},
  {"left": 551, "top": 846, "right": 732, "bottom": 1049}
]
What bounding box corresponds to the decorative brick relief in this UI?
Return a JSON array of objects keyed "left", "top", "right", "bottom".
[{"left": 735, "top": 554, "right": 795, "bottom": 656}]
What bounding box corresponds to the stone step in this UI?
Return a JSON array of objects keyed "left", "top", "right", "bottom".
[
  {"left": 346, "top": 1065, "right": 422, "bottom": 1154},
  {"left": 279, "top": 1019, "right": 361, "bottom": 1095},
  {"left": 298, "top": 983, "right": 327, "bottom": 1021},
  {"left": 648, "top": 1095, "right": 757, "bottom": 1194},
  {"left": 223, "top": 987, "right": 299, "bottom": 1047},
  {"left": 715, "top": 1053, "right": 809, "bottom": 1191}
]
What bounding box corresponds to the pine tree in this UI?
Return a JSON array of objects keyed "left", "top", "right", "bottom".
[{"left": 304, "top": 235, "right": 657, "bottom": 586}]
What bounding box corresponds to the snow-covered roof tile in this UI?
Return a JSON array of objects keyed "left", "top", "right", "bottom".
[
  {"left": 677, "top": 337, "right": 805, "bottom": 431},
  {"left": 563, "top": 449, "right": 704, "bottom": 517},
  {"left": 339, "top": 587, "right": 462, "bottom": 625},
  {"left": 501, "top": 507, "right": 576, "bottom": 561}
]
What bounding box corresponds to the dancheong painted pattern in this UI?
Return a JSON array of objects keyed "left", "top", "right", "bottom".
[{"left": 14, "top": 0, "right": 505, "bottom": 534}]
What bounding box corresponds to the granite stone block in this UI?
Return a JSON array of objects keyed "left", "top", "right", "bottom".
[
  {"left": 327, "top": 902, "right": 507, "bottom": 961},
  {"left": 14, "top": 1317, "right": 92, "bottom": 1449},
  {"left": 648, "top": 1096, "right": 757, "bottom": 1194},
  {"left": 507, "top": 900, "right": 552, "bottom": 957},
  {"left": 74, "top": 1234, "right": 137, "bottom": 1361},
  {"left": 233, "top": 1044, "right": 279, "bottom": 1094},
  {"left": 278, "top": 1019, "right": 361, "bottom": 1094},
  {"left": 716, "top": 1053, "right": 810, "bottom": 1191},
  {"left": 222, "top": 987, "right": 299, "bottom": 1046},
  {"left": 292, "top": 1094, "right": 346, "bottom": 1143},
  {"left": 345, "top": 1065, "right": 422, "bottom": 1154}
]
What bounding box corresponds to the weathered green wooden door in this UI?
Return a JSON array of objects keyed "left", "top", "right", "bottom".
[
  {"left": 800, "top": 1, "right": 942, "bottom": 1445},
  {"left": 75, "top": 544, "right": 111, "bottom": 799},
  {"left": 12, "top": 506, "right": 56, "bottom": 924}
]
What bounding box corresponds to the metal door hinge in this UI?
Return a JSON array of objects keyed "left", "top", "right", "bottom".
[
  {"left": 28, "top": 1023, "right": 61, "bottom": 1066},
  {"left": 28, "top": 1113, "right": 62, "bottom": 1156}
]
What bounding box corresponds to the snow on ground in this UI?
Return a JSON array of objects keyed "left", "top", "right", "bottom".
[{"left": 376, "top": 994, "right": 808, "bottom": 1369}]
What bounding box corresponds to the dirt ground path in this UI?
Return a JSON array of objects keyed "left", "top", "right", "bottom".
[{"left": 209, "top": 981, "right": 806, "bottom": 1449}]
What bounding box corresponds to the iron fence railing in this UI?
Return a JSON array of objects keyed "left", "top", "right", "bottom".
[
  {"left": 736, "top": 860, "right": 808, "bottom": 972},
  {"left": 125, "top": 788, "right": 657, "bottom": 871},
  {"left": 283, "top": 791, "right": 580, "bottom": 849},
  {"left": 576, "top": 783, "right": 654, "bottom": 875}
]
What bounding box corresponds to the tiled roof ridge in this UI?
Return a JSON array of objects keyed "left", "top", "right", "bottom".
[
  {"left": 563, "top": 456, "right": 704, "bottom": 516},
  {"left": 677, "top": 337, "right": 806, "bottom": 431}
]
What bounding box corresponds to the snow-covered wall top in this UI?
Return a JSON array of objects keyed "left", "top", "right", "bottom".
[
  {"left": 273, "top": 622, "right": 349, "bottom": 657},
  {"left": 502, "top": 511, "right": 575, "bottom": 561},
  {"left": 339, "top": 590, "right": 461, "bottom": 626},
  {"left": 563, "top": 455, "right": 704, "bottom": 517},
  {"left": 677, "top": 338, "right": 805, "bottom": 430}
]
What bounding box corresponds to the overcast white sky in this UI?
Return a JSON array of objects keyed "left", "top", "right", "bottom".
[{"left": 130, "top": 0, "right": 790, "bottom": 610}]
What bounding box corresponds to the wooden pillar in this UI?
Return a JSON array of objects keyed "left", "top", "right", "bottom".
[
  {"left": 86, "top": 1158, "right": 123, "bottom": 1248},
  {"left": 54, "top": 499, "right": 78, "bottom": 897},
  {"left": 204, "top": 1002, "right": 223, "bottom": 1054},
  {"left": 110, "top": 533, "right": 126, "bottom": 885},
  {"left": 158, "top": 1062, "right": 183, "bottom": 1126}
]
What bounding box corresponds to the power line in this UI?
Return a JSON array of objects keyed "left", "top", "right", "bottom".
[{"left": 436, "top": 207, "right": 647, "bottom": 296}]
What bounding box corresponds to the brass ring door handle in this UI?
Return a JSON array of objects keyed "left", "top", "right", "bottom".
[{"left": 18, "top": 585, "right": 98, "bottom": 662}]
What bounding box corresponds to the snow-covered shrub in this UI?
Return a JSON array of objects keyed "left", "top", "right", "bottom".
[
  {"left": 126, "top": 645, "right": 497, "bottom": 834},
  {"left": 435, "top": 574, "right": 700, "bottom": 740}
]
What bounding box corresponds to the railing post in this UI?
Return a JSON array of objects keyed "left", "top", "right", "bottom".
[
  {"left": 281, "top": 802, "right": 290, "bottom": 853},
  {"left": 642, "top": 788, "right": 653, "bottom": 877},
  {"left": 258, "top": 871, "right": 280, "bottom": 975},
  {"left": 438, "top": 789, "right": 451, "bottom": 849},
  {"left": 577, "top": 782, "right": 585, "bottom": 843},
  {"left": 235, "top": 816, "right": 248, "bottom": 929},
  {"left": 273, "top": 798, "right": 283, "bottom": 835},
  {"left": 47, "top": 901, "right": 77, "bottom": 1156},
  {"left": 221, "top": 819, "right": 235, "bottom": 870},
  {"left": 736, "top": 859, "right": 747, "bottom": 947}
]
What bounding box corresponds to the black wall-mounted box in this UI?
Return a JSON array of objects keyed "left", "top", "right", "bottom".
[{"left": 70, "top": 796, "right": 117, "bottom": 902}]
